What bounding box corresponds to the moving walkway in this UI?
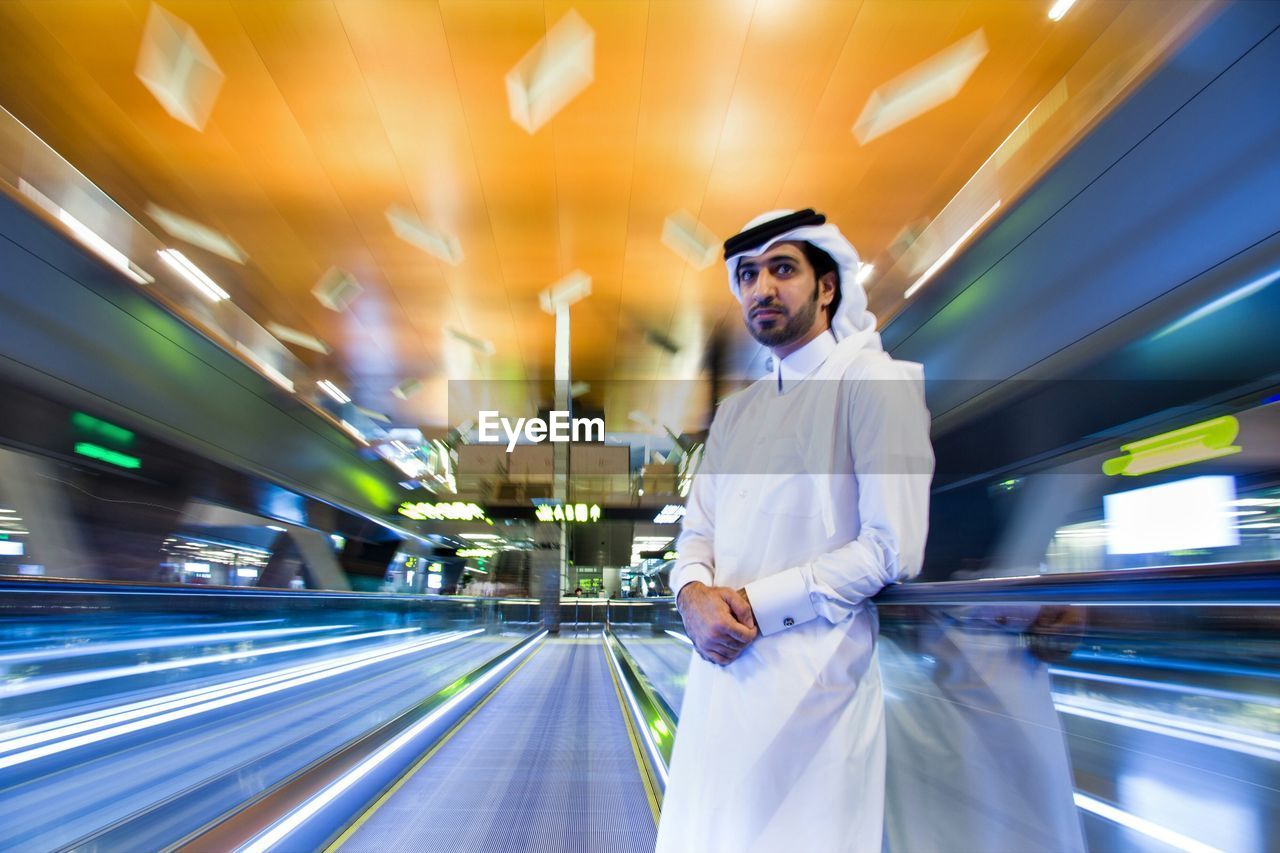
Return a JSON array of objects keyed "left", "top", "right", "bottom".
[{"left": 1, "top": 565, "right": 1276, "bottom": 852}]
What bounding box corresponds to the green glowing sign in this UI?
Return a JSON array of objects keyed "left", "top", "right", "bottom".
[
  {"left": 535, "top": 503, "right": 601, "bottom": 523},
  {"left": 71, "top": 412, "right": 135, "bottom": 446},
  {"left": 74, "top": 442, "right": 142, "bottom": 470},
  {"left": 1103, "top": 415, "right": 1242, "bottom": 477},
  {"left": 398, "top": 501, "right": 487, "bottom": 521}
]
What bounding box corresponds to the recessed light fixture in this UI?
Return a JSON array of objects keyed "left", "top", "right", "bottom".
[
  {"left": 317, "top": 380, "right": 351, "bottom": 405},
  {"left": 158, "top": 248, "right": 230, "bottom": 302},
  {"left": 1048, "top": 0, "right": 1078, "bottom": 22}
]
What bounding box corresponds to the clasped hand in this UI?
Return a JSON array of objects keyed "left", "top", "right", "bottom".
[{"left": 676, "top": 582, "right": 757, "bottom": 666}]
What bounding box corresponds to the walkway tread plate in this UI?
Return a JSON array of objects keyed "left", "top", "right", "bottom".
[{"left": 342, "top": 637, "right": 657, "bottom": 853}]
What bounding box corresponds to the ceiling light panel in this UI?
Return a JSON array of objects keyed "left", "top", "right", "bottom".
[
  {"left": 506, "top": 10, "right": 595, "bottom": 134},
  {"left": 134, "top": 2, "right": 224, "bottom": 131},
  {"left": 386, "top": 206, "right": 463, "bottom": 265},
  {"left": 853, "top": 30, "right": 989, "bottom": 145},
  {"left": 146, "top": 203, "right": 247, "bottom": 264}
]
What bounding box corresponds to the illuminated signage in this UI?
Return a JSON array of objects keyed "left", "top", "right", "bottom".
[
  {"left": 457, "top": 548, "right": 495, "bottom": 559},
  {"left": 654, "top": 504, "right": 685, "bottom": 524},
  {"left": 398, "top": 501, "right": 488, "bottom": 521},
  {"left": 535, "top": 503, "right": 602, "bottom": 523},
  {"left": 74, "top": 442, "right": 141, "bottom": 470},
  {"left": 71, "top": 412, "right": 135, "bottom": 446},
  {"left": 1103, "top": 416, "right": 1242, "bottom": 477},
  {"left": 1104, "top": 476, "right": 1239, "bottom": 554}
]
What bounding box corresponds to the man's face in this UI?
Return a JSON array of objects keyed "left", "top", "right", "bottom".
[{"left": 734, "top": 242, "right": 833, "bottom": 350}]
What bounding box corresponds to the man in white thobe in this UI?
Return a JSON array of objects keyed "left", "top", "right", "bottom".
[{"left": 656, "top": 209, "right": 934, "bottom": 853}]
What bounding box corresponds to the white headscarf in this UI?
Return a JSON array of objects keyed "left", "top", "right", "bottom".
[{"left": 725, "top": 209, "right": 880, "bottom": 351}]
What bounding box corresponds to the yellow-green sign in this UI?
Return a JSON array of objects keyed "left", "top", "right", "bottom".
[
  {"left": 398, "top": 501, "right": 487, "bottom": 521},
  {"left": 535, "top": 503, "right": 601, "bottom": 523},
  {"left": 1103, "top": 415, "right": 1242, "bottom": 477}
]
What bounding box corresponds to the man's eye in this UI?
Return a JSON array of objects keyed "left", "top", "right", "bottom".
[
  {"left": 775, "top": 263, "right": 794, "bottom": 275},
  {"left": 738, "top": 270, "right": 757, "bottom": 284}
]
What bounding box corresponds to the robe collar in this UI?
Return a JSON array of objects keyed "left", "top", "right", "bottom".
[{"left": 774, "top": 330, "right": 837, "bottom": 394}]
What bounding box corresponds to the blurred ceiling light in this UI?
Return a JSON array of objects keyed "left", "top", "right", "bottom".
[
  {"left": 145, "top": 203, "right": 246, "bottom": 264},
  {"left": 853, "top": 30, "right": 988, "bottom": 145},
  {"left": 661, "top": 211, "right": 719, "bottom": 270},
  {"left": 539, "top": 270, "right": 593, "bottom": 313},
  {"left": 392, "top": 378, "right": 423, "bottom": 400},
  {"left": 135, "top": 2, "right": 224, "bottom": 131},
  {"left": 1048, "top": 0, "right": 1079, "bottom": 22},
  {"left": 266, "top": 322, "right": 330, "bottom": 355},
  {"left": 1154, "top": 268, "right": 1280, "bottom": 340},
  {"left": 904, "top": 200, "right": 1002, "bottom": 299},
  {"left": 446, "top": 327, "right": 496, "bottom": 356},
  {"left": 339, "top": 420, "right": 368, "bottom": 445},
  {"left": 18, "top": 179, "right": 152, "bottom": 284},
  {"left": 357, "top": 407, "right": 391, "bottom": 424},
  {"left": 317, "top": 379, "right": 351, "bottom": 405},
  {"left": 234, "top": 343, "right": 295, "bottom": 393},
  {"left": 158, "top": 248, "right": 230, "bottom": 301},
  {"left": 629, "top": 410, "right": 657, "bottom": 429},
  {"left": 386, "top": 206, "right": 463, "bottom": 265},
  {"left": 506, "top": 10, "right": 595, "bottom": 134},
  {"left": 855, "top": 263, "right": 875, "bottom": 287},
  {"left": 266, "top": 525, "right": 287, "bottom": 532},
  {"left": 312, "top": 267, "right": 363, "bottom": 313},
  {"left": 570, "top": 381, "right": 591, "bottom": 398}
]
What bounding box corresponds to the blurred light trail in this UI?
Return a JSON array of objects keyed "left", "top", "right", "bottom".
[
  {"left": 240, "top": 632, "right": 548, "bottom": 853},
  {"left": 158, "top": 248, "right": 230, "bottom": 301},
  {"left": 1048, "top": 0, "right": 1079, "bottom": 22},
  {"left": 0, "top": 624, "right": 345, "bottom": 665},
  {"left": 0, "top": 630, "right": 480, "bottom": 771},
  {"left": 1154, "top": 268, "right": 1280, "bottom": 339},
  {"left": 1054, "top": 693, "right": 1280, "bottom": 762},
  {"left": 0, "top": 629, "right": 431, "bottom": 756},
  {"left": 1074, "top": 792, "right": 1223, "bottom": 853},
  {"left": 3, "top": 626, "right": 419, "bottom": 698},
  {"left": 1050, "top": 667, "right": 1280, "bottom": 708},
  {"left": 904, "top": 200, "right": 1002, "bottom": 298}
]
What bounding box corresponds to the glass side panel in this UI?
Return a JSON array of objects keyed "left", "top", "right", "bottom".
[{"left": 623, "top": 577, "right": 1279, "bottom": 853}]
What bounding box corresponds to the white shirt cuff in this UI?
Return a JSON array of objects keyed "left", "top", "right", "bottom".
[
  {"left": 670, "top": 562, "right": 714, "bottom": 599},
  {"left": 745, "top": 568, "right": 817, "bottom": 635}
]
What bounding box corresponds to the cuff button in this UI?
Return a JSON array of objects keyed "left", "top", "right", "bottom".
[{"left": 783, "top": 617, "right": 795, "bottom": 627}]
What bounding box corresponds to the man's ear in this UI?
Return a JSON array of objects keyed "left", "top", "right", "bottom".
[{"left": 819, "top": 272, "right": 838, "bottom": 309}]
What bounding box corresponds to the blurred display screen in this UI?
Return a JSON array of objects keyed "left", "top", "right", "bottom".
[{"left": 1104, "top": 475, "right": 1239, "bottom": 555}]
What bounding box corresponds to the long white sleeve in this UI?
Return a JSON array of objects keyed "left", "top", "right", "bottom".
[
  {"left": 670, "top": 415, "right": 725, "bottom": 597},
  {"left": 746, "top": 365, "right": 934, "bottom": 634}
]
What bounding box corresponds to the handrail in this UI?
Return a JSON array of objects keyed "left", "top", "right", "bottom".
[
  {"left": 0, "top": 576, "right": 537, "bottom": 603},
  {"left": 875, "top": 561, "right": 1280, "bottom": 606},
  {"left": 584, "top": 562, "right": 1280, "bottom": 609},
  {"left": 4, "top": 561, "right": 1279, "bottom": 607}
]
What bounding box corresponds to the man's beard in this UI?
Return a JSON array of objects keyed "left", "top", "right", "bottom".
[{"left": 747, "top": 293, "right": 819, "bottom": 348}]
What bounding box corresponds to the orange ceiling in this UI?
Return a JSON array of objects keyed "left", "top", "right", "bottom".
[{"left": 0, "top": 0, "right": 1192, "bottom": 430}]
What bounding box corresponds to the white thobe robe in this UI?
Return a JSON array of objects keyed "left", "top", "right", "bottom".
[{"left": 657, "top": 331, "right": 934, "bottom": 853}]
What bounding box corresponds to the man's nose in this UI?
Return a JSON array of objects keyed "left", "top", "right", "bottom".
[{"left": 754, "top": 271, "right": 780, "bottom": 299}]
